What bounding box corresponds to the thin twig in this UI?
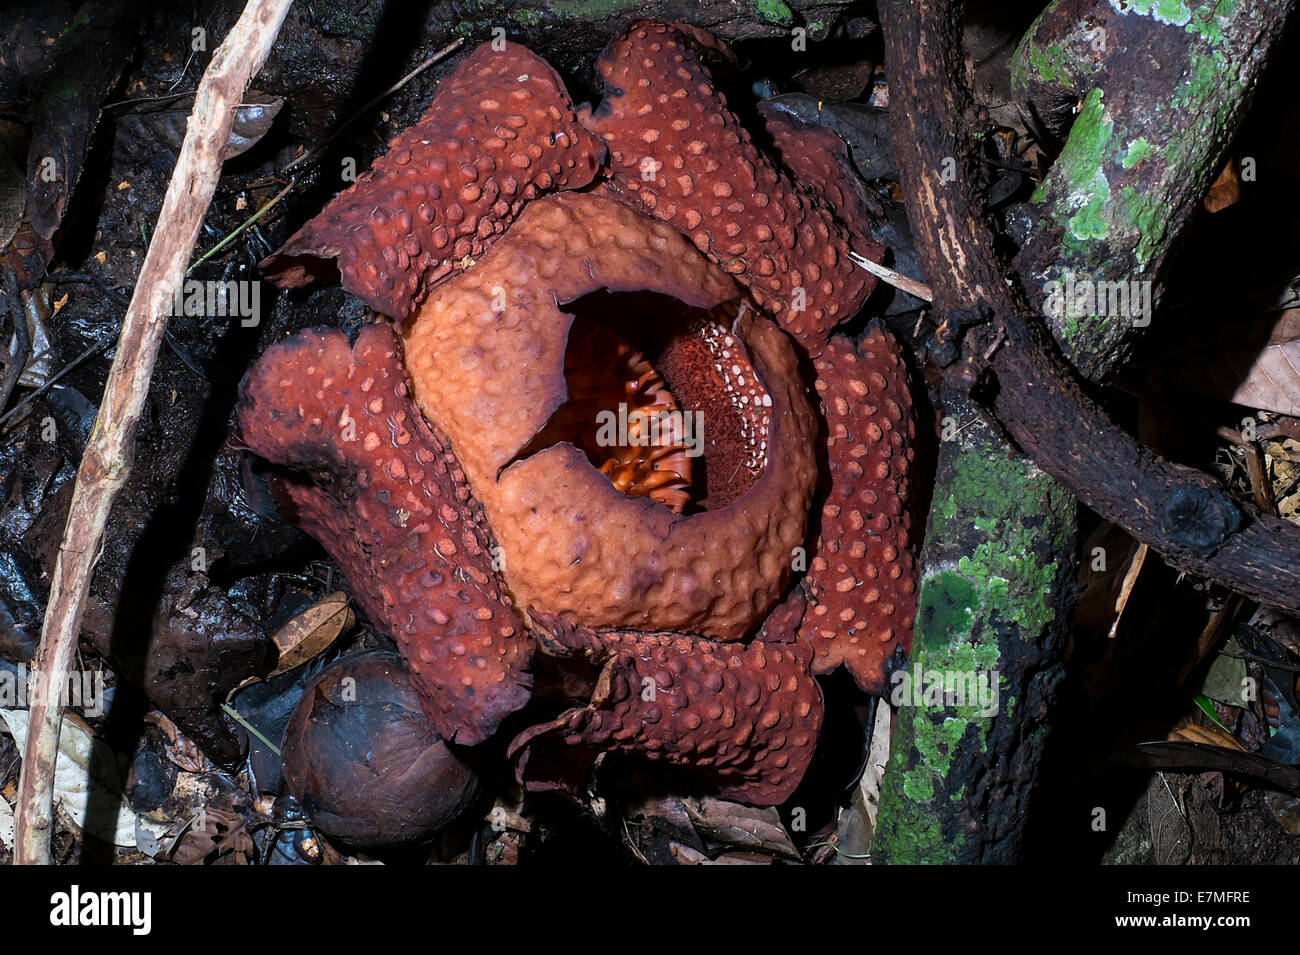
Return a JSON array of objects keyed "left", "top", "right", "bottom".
[
  {"left": 219, "top": 703, "right": 281, "bottom": 755},
  {"left": 281, "top": 37, "right": 464, "bottom": 173},
  {"left": 187, "top": 177, "right": 295, "bottom": 275},
  {"left": 12, "top": 0, "right": 294, "bottom": 866},
  {"left": 102, "top": 90, "right": 195, "bottom": 109},
  {"left": 848, "top": 249, "right": 934, "bottom": 302}
]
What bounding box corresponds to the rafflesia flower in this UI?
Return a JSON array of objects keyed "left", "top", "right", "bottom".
[{"left": 240, "top": 20, "right": 917, "bottom": 810}]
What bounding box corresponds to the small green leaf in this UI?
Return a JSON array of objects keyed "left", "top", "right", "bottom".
[{"left": 1194, "top": 695, "right": 1232, "bottom": 733}]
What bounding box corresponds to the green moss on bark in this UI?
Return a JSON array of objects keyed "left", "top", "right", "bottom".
[
  {"left": 874, "top": 422, "right": 1075, "bottom": 864},
  {"left": 1013, "top": 0, "right": 1281, "bottom": 376}
]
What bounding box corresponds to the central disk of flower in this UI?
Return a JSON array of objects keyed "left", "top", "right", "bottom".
[
  {"left": 515, "top": 290, "right": 774, "bottom": 513},
  {"left": 535, "top": 309, "right": 694, "bottom": 513}
]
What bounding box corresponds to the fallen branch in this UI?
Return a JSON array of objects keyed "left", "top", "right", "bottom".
[
  {"left": 1011, "top": 0, "right": 1293, "bottom": 378},
  {"left": 872, "top": 0, "right": 1299, "bottom": 862},
  {"left": 879, "top": 0, "right": 1300, "bottom": 618},
  {"left": 13, "top": 0, "right": 293, "bottom": 866}
]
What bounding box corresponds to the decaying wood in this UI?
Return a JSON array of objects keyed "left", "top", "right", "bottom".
[{"left": 13, "top": 0, "right": 293, "bottom": 866}]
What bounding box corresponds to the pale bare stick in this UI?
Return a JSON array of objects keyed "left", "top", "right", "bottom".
[
  {"left": 848, "top": 249, "right": 934, "bottom": 302},
  {"left": 13, "top": 0, "right": 294, "bottom": 866}
]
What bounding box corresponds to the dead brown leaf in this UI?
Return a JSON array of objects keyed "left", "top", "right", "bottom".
[
  {"left": 669, "top": 842, "right": 772, "bottom": 864},
  {"left": 1186, "top": 310, "right": 1300, "bottom": 417},
  {"left": 1203, "top": 155, "right": 1241, "bottom": 213},
  {"left": 483, "top": 830, "right": 522, "bottom": 865},
  {"left": 683, "top": 796, "right": 800, "bottom": 860},
  {"left": 1250, "top": 606, "right": 1300, "bottom": 657},
  {"left": 163, "top": 806, "right": 255, "bottom": 865},
  {"left": 144, "top": 711, "right": 212, "bottom": 774},
  {"left": 1168, "top": 718, "right": 1246, "bottom": 751},
  {"left": 268, "top": 592, "right": 353, "bottom": 677},
  {"left": 1262, "top": 435, "right": 1300, "bottom": 523}
]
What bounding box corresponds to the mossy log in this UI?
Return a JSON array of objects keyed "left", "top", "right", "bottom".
[
  {"left": 1010, "top": 0, "right": 1293, "bottom": 379},
  {"left": 873, "top": 398, "right": 1076, "bottom": 863}
]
